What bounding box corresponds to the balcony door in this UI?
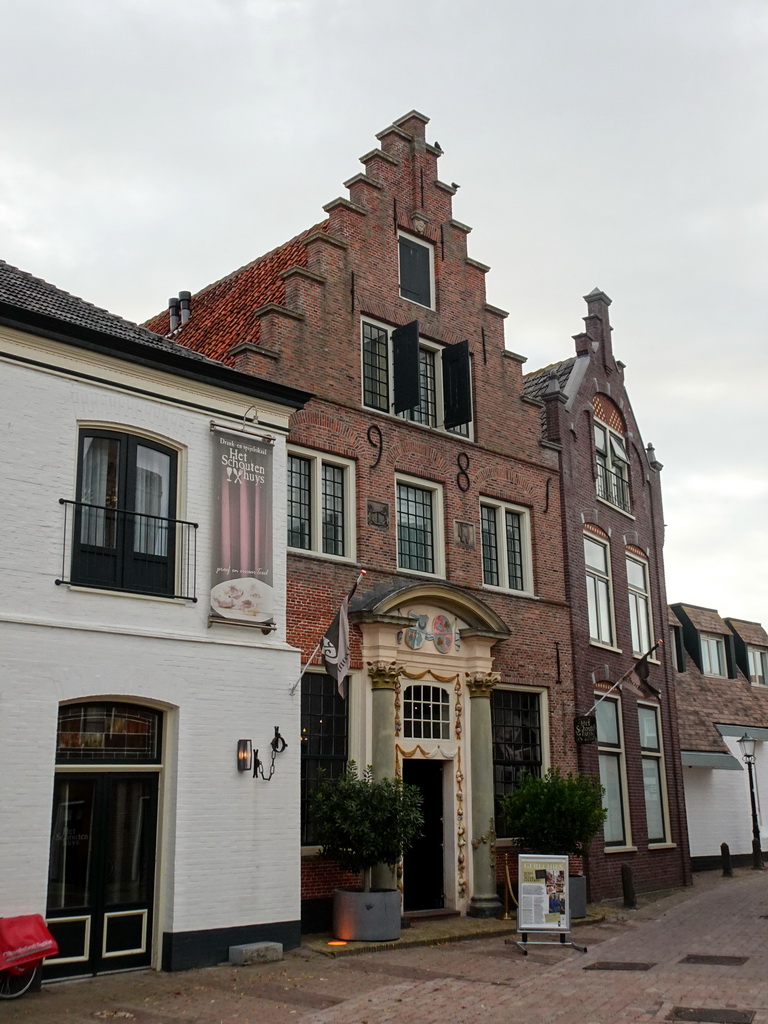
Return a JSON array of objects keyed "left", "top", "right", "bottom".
[{"left": 72, "top": 430, "right": 177, "bottom": 596}]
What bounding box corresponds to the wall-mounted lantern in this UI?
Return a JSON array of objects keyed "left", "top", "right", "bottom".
[{"left": 236, "top": 728, "right": 287, "bottom": 781}]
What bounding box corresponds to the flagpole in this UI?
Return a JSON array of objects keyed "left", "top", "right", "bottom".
[
  {"left": 289, "top": 571, "right": 367, "bottom": 696},
  {"left": 581, "top": 641, "right": 660, "bottom": 718}
]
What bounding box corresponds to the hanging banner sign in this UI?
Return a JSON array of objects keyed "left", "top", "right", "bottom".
[
  {"left": 210, "top": 430, "right": 274, "bottom": 625},
  {"left": 517, "top": 854, "right": 570, "bottom": 932}
]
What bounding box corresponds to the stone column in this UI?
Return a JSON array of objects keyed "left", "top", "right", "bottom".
[
  {"left": 368, "top": 660, "right": 401, "bottom": 891},
  {"left": 466, "top": 671, "right": 502, "bottom": 918}
]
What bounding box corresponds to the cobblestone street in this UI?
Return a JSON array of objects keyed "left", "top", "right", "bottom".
[{"left": 7, "top": 871, "right": 768, "bottom": 1024}]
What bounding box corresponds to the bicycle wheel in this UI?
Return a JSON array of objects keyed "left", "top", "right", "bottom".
[{"left": 0, "top": 964, "right": 38, "bottom": 999}]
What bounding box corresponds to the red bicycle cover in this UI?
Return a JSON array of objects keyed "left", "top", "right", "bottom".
[{"left": 0, "top": 915, "right": 59, "bottom": 968}]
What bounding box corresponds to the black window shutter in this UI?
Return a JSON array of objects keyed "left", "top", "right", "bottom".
[
  {"left": 399, "top": 236, "right": 431, "bottom": 306},
  {"left": 392, "top": 320, "right": 420, "bottom": 413},
  {"left": 442, "top": 340, "right": 472, "bottom": 429}
]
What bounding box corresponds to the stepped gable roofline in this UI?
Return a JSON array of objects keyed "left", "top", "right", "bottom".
[
  {"left": 0, "top": 259, "right": 312, "bottom": 409},
  {"left": 142, "top": 220, "right": 330, "bottom": 365},
  {"left": 726, "top": 618, "right": 768, "bottom": 647}
]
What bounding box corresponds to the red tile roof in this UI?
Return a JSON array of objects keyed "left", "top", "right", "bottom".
[{"left": 143, "top": 221, "right": 329, "bottom": 365}]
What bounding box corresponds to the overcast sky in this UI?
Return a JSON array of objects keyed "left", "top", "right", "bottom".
[{"left": 3, "top": 0, "right": 767, "bottom": 629}]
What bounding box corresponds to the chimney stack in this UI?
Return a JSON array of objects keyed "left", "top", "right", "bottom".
[
  {"left": 179, "top": 290, "right": 192, "bottom": 325},
  {"left": 168, "top": 296, "right": 180, "bottom": 332}
]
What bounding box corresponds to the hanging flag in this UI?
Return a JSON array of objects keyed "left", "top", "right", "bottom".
[
  {"left": 321, "top": 572, "right": 365, "bottom": 698},
  {"left": 622, "top": 642, "right": 662, "bottom": 697}
]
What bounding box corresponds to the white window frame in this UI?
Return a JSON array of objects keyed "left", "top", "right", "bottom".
[
  {"left": 748, "top": 647, "right": 768, "bottom": 686},
  {"left": 700, "top": 633, "right": 726, "bottom": 677},
  {"left": 398, "top": 231, "right": 435, "bottom": 310},
  {"left": 395, "top": 474, "right": 445, "bottom": 578},
  {"left": 360, "top": 317, "right": 472, "bottom": 438},
  {"left": 594, "top": 418, "right": 631, "bottom": 513},
  {"left": 480, "top": 498, "right": 534, "bottom": 595},
  {"left": 585, "top": 534, "right": 615, "bottom": 648},
  {"left": 287, "top": 446, "right": 356, "bottom": 562},
  {"left": 637, "top": 702, "right": 672, "bottom": 846},
  {"left": 595, "top": 694, "right": 632, "bottom": 849},
  {"left": 402, "top": 683, "right": 451, "bottom": 740},
  {"left": 626, "top": 554, "right": 653, "bottom": 656}
]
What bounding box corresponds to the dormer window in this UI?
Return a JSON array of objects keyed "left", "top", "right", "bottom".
[
  {"left": 748, "top": 647, "right": 768, "bottom": 685},
  {"left": 594, "top": 420, "right": 631, "bottom": 513},
  {"left": 399, "top": 233, "right": 434, "bottom": 308},
  {"left": 701, "top": 633, "right": 726, "bottom": 676}
]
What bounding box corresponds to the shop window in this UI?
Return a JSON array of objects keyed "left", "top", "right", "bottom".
[
  {"left": 300, "top": 673, "right": 348, "bottom": 846},
  {"left": 638, "top": 703, "right": 669, "bottom": 844},
  {"left": 492, "top": 689, "right": 542, "bottom": 836},
  {"left": 596, "top": 696, "right": 629, "bottom": 847}
]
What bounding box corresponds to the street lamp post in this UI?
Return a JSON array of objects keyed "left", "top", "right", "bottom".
[{"left": 738, "top": 733, "right": 763, "bottom": 871}]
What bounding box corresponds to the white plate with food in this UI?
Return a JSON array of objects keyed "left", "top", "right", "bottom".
[{"left": 211, "top": 577, "right": 274, "bottom": 622}]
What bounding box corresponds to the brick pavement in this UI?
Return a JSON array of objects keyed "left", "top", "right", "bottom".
[{"left": 5, "top": 871, "right": 768, "bottom": 1024}]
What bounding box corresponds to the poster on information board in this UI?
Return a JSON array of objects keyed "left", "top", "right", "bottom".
[{"left": 517, "top": 855, "right": 570, "bottom": 932}]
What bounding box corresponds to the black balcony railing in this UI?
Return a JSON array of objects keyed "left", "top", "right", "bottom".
[
  {"left": 595, "top": 463, "right": 632, "bottom": 514},
  {"left": 56, "top": 498, "right": 198, "bottom": 601}
]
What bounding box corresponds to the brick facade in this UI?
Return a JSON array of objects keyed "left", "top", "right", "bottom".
[{"left": 525, "top": 290, "right": 692, "bottom": 900}]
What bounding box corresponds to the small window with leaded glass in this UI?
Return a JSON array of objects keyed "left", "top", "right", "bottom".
[
  {"left": 480, "top": 500, "right": 532, "bottom": 593},
  {"left": 403, "top": 684, "right": 450, "bottom": 739}
]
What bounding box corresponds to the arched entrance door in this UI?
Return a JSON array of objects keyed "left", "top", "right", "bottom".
[{"left": 44, "top": 703, "right": 161, "bottom": 979}]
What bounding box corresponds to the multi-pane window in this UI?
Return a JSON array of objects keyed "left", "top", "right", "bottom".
[
  {"left": 749, "top": 648, "right": 768, "bottom": 685},
  {"left": 492, "top": 689, "right": 542, "bottom": 836},
  {"left": 399, "top": 233, "right": 433, "bottom": 308},
  {"left": 403, "top": 685, "right": 450, "bottom": 739},
  {"left": 585, "top": 535, "right": 614, "bottom": 645},
  {"left": 72, "top": 430, "right": 178, "bottom": 596},
  {"left": 360, "top": 319, "right": 472, "bottom": 435},
  {"left": 700, "top": 633, "right": 726, "bottom": 676},
  {"left": 300, "top": 673, "right": 348, "bottom": 846},
  {"left": 480, "top": 501, "right": 530, "bottom": 592},
  {"left": 287, "top": 449, "right": 353, "bottom": 559},
  {"left": 594, "top": 420, "right": 631, "bottom": 513},
  {"left": 362, "top": 321, "right": 389, "bottom": 412},
  {"left": 401, "top": 347, "right": 437, "bottom": 426},
  {"left": 638, "top": 704, "right": 668, "bottom": 843},
  {"left": 396, "top": 479, "right": 442, "bottom": 575},
  {"left": 596, "top": 696, "right": 628, "bottom": 846},
  {"left": 627, "top": 556, "right": 652, "bottom": 656}
]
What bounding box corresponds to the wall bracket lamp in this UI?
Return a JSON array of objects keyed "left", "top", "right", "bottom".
[{"left": 237, "top": 728, "right": 287, "bottom": 781}]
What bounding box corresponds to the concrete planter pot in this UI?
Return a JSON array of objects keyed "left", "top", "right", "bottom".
[
  {"left": 569, "top": 874, "right": 587, "bottom": 919},
  {"left": 333, "top": 887, "right": 401, "bottom": 942}
]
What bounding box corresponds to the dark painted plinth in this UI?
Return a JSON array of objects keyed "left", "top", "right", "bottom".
[{"left": 162, "top": 919, "right": 300, "bottom": 972}]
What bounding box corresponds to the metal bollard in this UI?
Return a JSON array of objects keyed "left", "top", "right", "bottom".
[
  {"left": 721, "top": 842, "right": 734, "bottom": 877},
  {"left": 621, "top": 862, "right": 637, "bottom": 909}
]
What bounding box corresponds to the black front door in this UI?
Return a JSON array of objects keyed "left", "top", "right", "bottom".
[
  {"left": 45, "top": 773, "right": 158, "bottom": 979},
  {"left": 402, "top": 759, "right": 444, "bottom": 911}
]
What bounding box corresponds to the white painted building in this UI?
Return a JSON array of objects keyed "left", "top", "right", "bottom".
[
  {"left": 0, "top": 261, "right": 311, "bottom": 975},
  {"left": 671, "top": 604, "right": 768, "bottom": 868}
]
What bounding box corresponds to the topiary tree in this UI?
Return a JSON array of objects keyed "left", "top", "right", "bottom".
[
  {"left": 310, "top": 762, "right": 424, "bottom": 892},
  {"left": 500, "top": 768, "right": 607, "bottom": 857}
]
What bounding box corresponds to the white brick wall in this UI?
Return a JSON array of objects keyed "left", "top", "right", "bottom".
[
  {"left": 684, "top": 736, "right": 768, "bottom": 859},
  {"left": 0, "top": 354, "right": 301, "bottom": 947}
]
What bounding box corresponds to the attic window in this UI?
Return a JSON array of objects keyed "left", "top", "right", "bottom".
[
  {"left": 399, "top": 233, "right": 433, "bottom": 308},
  {"left": 701, "top": 633, "right": 726, "bottom": 676}
]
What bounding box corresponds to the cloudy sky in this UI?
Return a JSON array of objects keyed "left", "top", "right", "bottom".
[{"left": 4, "top": 0, "right": 767, "bottom": 628}]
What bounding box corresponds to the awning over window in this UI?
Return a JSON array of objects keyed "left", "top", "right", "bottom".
[
  {"left": 681, "top": 750, "right": 742, "bottom": 770},
  {"left": 716, "top": 724, "right": 768, "bottom": 741}
]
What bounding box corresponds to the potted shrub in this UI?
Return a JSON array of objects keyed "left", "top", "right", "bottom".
[
  {"left": 310, "top": 763, "right": 424, "bottom": 941},
  {"left": 500, "top": 768, "right": 607, "bottom": 918}
]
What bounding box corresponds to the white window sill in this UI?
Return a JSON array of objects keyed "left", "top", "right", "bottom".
[
  {"left": 66, "top": 585, "right": 186, "bottom": 605},
  {"left": 589, "top": 640, "right": 623, "bottom": 654},
  {"left": 397, "top": 566, "right": 446, "bottom": 581},
  {"left": 483, "top": 586, "right": 539, "bottom": 601},
  {"left": 288, "top": 548, "right": 358, "bottom": 565},
  {"left": 648, "top": 842, "right": 677, "bottom": 851},
  {"left": 603, "top": 845, "right": 638, "bottom": 854},
  {"left": 595, "top": 495, "right": 636, "bottom": 520},
  {"left": 300, "top": 845, "right": 323, "bottom": 857}
]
